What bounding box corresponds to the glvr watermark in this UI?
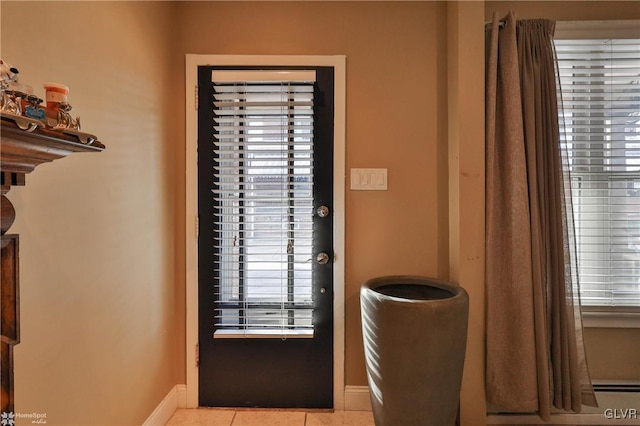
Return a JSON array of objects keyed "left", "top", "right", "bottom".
[
  {"left": 1, "top": 412, "right": 47, "bottom": 425},
  {"left": 604, "top": 408, "right": 638, "bottom": 420}
]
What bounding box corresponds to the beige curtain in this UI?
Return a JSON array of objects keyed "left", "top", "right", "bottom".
[{"left": 485, "top": 11, "right": 597, "bottom": 420}]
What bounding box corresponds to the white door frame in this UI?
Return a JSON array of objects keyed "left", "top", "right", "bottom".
[{"left": 184, "top": 54, "right": 346, "bottom": 409}]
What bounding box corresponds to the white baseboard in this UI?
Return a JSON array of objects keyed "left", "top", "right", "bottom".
[
  {"left": 143, "top": 384, "right": 187, "bottom": 426},
  {"left": 176, "top": 384, "right": 187, "bottom": 408},
  {"left": 344, "top": 385, "right": 372, "bottom": 411}
]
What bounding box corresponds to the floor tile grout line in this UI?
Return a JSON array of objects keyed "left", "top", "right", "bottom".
[{"left": 164, "top": 408, "right": 376, "bottom": 426}]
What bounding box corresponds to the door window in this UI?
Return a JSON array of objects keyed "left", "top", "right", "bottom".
[{"left": 211, "top": 70, "right": 317, "bottom": 337}]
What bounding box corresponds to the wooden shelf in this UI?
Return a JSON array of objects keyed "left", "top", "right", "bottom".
[
  {"left": 0, "top": 117, "right": 105, "bottom": 414},
  {"left": 1, "top": 118, "right": 105, "bottom": 175}
]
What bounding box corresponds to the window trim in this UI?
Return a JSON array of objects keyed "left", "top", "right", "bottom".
[
  {"left": 555, "top": 20, "right": 640, "bottom": 40},
  {"left": 582, "top": 307, "right": 640, "bottom": 328},
  {"left": 555, "top": 20, "right": 640, "bottom": 328}
]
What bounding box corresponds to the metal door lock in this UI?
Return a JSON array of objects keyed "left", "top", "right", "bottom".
[
  {"left": 316, "top": 206, "right": 330, "bottom": 218},
  {"left": 316, "top": 252, "right": 330, "bottom": 265}
]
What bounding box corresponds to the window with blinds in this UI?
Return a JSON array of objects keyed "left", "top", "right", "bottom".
[
  {"left": 211, "top": 70, "right": 316, "bottom": 337},
  {"left": 555, "top": 38, "right": 640, "bottom": 307}
]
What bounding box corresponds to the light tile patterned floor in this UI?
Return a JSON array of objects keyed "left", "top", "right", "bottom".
[{"left": 166, "top": 409, "right": 375, "bottom": 426}]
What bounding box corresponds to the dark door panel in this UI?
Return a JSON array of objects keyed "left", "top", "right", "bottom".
[{"left": 198, "top": 65, "right": 334, "bottom": 408}]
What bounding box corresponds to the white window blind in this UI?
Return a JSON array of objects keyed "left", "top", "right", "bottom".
[
  {"left": 211, "top": 70, "right": 317, "bottom": 337},
  {"left": 555, "top": 38, "right": 640, "bottom": 307}
]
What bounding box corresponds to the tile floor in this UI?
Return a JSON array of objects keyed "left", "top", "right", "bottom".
[{"left": 166, "top": 409, "right": 375, "bottom": 426}]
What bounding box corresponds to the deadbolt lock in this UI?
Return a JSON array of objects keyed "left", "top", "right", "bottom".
[
  {"left": 316, "top": 252, "right": 331, "bottom": 265},
  {"left": 317, "top": 206, "right": 330, "bottom": 218}
]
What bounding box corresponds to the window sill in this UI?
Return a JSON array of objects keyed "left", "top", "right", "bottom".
[
  {"left": 213, "top": 329, "right": 314, "bottom": 339},
  {"left": 582, "top": 309, "right": 640, "bottom": 329}
]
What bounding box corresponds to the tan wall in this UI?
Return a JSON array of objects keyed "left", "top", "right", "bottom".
[
  {"left": 176, "top": 0, "right": 451, "bottom": 388},
  {"left": 1, "top": 2, "right": 181, "bottom": 424},
  {"left": 486, "top": 1, "right": 640, "bottom": 21},
  {"left": 447, "top": 3, "right": 487, "bottom": 422},
  {"left": 487, "top": 0, "right": 640, "bottom": 384},
  {"left": 584, "top": 328, "right": 640, "bottom": 381}
]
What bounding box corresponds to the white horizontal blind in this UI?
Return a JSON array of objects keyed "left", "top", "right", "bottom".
[
  {"left": 211, "top": 70, "right": 316, "bottom": 337},
  {"left": 555, "top": 39, "right": 640, "bottom": 307}
]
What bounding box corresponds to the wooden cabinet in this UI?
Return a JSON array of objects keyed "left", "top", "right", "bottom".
[{"left": 0, "top": 117, "right": 105, "bottom": 413}]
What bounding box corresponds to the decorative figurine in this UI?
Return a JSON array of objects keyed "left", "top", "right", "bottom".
[
  {"left": 0, "top": 59, "right": 22, "bottom": 115},
  {"left": 55, "top": 102, "right": 80, "bottom": 131},
  {"left": 0, "top": 59, "right": 19, "bottom": 88},
  {"left": 24, "top": 95, "right": 45, "bottom": 120}
]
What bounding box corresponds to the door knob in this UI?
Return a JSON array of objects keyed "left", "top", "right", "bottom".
[
  {"left": 316, "top": 206, "right": 330, "bottom": 218},
  {"left": 316, "top": 252, "right": 331, "bottom": 265}
]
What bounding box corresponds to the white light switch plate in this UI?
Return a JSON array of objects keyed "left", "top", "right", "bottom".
[{"left": 350, "top": 168, "right": 388, "bottom": 190}]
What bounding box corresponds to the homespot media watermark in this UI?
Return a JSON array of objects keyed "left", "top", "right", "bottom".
[
  {"left": 1, "top": 412, "right": 47, "bottom": 425},
  {"left": 604, "top": 408, "right": 638, "bottom": 420}
]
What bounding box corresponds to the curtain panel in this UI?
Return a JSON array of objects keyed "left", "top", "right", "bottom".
[{"left": 485, "top": 11, "right": 597, "bottom": 420}]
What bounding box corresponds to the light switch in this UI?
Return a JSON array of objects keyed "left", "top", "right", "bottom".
[{"left": 351, "top": 168, "right": 388, "bottom": 190}]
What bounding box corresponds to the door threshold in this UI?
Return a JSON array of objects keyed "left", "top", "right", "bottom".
[{"left": 197, "top": 407, "right": 335, "bottom": 413}]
